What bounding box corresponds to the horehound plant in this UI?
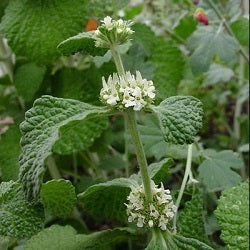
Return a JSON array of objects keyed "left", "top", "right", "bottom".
[{"left": 0, "top": 16, "right": 213, "bottom": 249}]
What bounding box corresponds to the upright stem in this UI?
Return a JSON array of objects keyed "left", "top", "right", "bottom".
[
  {"left": 206, "top": 0, "right": 249, "bottom": 62},
  {"left": 110, "top": 45, "right": 125, "bottom": 75},
  {"left": 111, "top": 44, "right": 130, "bottom": 177},
  {"left": 125, "top": 110, "right": 153, "bottom": 202},
  {"left": 47, "top": 156, "right": 61, "bottom": 179},
  {"left": 173, "top": 144, "right": 193, "bottom": 233}
]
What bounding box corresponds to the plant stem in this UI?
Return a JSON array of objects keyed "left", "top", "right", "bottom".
[
  {"left": 47, "top": 156, "right": 61, "bottom": 179},
  {"left": 110, "top": 44, "right": 130, "bottom": 177},
  {"left": 233, "top": 55, "right": 245, "bottom": 140},
  {"left": 173, "top": 144, "right": 193, "bottom": 234},
  {"left": 125, "top": 110, "right": 153, "bottom": 202},
  {"left": 206, "top": 0, "right": 249, "bottom": 62},
  {"left": 110, "top": 45, "right": 125, "bottom": 75}
]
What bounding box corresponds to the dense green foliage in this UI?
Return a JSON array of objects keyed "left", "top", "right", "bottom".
[{"left": 0, "top": 0, "right": 248, "bottom": 249}]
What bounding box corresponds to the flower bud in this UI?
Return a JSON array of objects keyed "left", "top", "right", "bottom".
[
  {"left": 94, "top": 16, "right": 134, "bottom": 48},
  {"left": 100, "top": 71, "right": 155, "bottom": 111},
  {"left": 194, "top": 8, "right": 209, "bottom": 25},
  {"left": 125, "top": 181, "right": 177, "bottom": 231}
]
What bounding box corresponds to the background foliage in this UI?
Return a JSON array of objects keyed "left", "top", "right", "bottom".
[{"left": 0, "top": 0, "right": 248, "bottom": 249}]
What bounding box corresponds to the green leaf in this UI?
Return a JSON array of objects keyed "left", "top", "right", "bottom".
[
  {"left": 0, "top": 181, "right": 44, "bottom": 238},
  {"left": 0, "top": 0, "right": 88, "bottom": 64},
  {"left": 146, "top": 230, "right": 213, "bottom": 250},
  {"left": 57, "top": 31, "right": 108, "bottom": 56},
  {"left": 202, "top": 63, "right": 234, "bottom": 87},
  {"left": 198, "top": 150, "right": 243, "bottom": 191},
  {"left": 174, "top": 15, "right": 197, "bottom": 41},
  {"left": 77, "top": 227, "right": 135, "bottom": 250},
  {"left": 53, "top": 117, "right": 108, "bottom": 155},
  {"left": 78, "top": 178, "right": 136, "bottom": 223},
  {"left": 41, "top": 179, "right": 76, "bottom": 217},
  {"left": 231, "top": 17, "right": 249, "bottom": 46},
  {"left": 178, "top": 189, "right": 206, "bottom": 242},
  {"left": 132, "top": 23, "right": 185, "bottom": 99},
  {"left": 152, "top": 96, "right": 203, "bottom": 144},
  {"left": 24, "top": 225, "right": 81, "bottom": 250},
  {"left": 14, "top": 63, "right": 46, "bottom": 102},
  {"left": 24, "top": 225, "right": 135, "bottom": 250},
  {"left": 215, "top": 181, "right": 249, "bottom": 249},
  {"left": 139, "top": 114, "right": 168, "bottom": 160},
  {"left": 188, "top": 26, "right": 239, "bottom": 75},
  {"left": 0, "top": 125, "right": 21, "bottom": 181},
  {"left": 172, "top": 235, "right": 213, "bottom": 250},
  {"left": 147, "top": 158, "right": 173, "bottom": 184},
  {"left": 19, "top": 95, "right": 109, "bottom": 199}
]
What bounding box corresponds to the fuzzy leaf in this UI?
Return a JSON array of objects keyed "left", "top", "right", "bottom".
[
  {"left": 41, "top": 179, "right": 76, "bottom": 217},
  {"left": 203, "top": 63, "right": 234, "bottom": 86},
  {"left": 53, "top": 117, "right": 108, "bottom": 155},
  {"left": 215, "top": 181, "right": 249, "bottom": 249},
  {"left": 78, "top": 178, "right": 136, "bottom": 223},
  {"left": 198, "top": 150, "right": 243, "bottom": 191},
  {"left": 19, "top": 95, "right": 109, "bottom": 199},
  {"left": 0, "top": 0, "right": 88, "bottom": 64},
  {"left": 178, "top": 189, "right": 206, "bottom": 242},
  {"left": 57, "top": 31, "right": 108, "bottom": 56},
  {"left": 14, "top": 63, "right": 46, "bottom": 102},
  {"left": 152, "top": 96, "right": 203, "bottom": 144},
  {"left": 0, "top": 125, "right": 21, "bottom": 181},
  {"left": 147, "top": 158, "right": 173, "bottom": 184},
  {"left": 24, "top": 225, "right": 135, "bottom": 250},
  {"left": 0, "top": 181, "right": 44, "bottom": 238},
  {"left": 188, "top": 26, "right": 239, "bottom": 75},
  {"left": 172, "top": 235, "right": 213, "bottom": 250}
]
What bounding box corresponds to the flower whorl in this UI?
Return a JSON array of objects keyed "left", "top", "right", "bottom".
[{"left": 125, "top": 181, "right": 177, "bottom": 230}]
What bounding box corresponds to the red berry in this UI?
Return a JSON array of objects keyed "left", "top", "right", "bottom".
[{"left": 196, "top": 12, "right": 209, "bottom": 25}]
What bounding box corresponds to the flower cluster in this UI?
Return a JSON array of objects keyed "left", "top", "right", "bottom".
[
  {"left": 125, "top": 181, "right": 177, "bottom": 230},
  {"left": 100, "top": 71, "right": 155, "bottom": 111},
  {"left": 94, "top": 16, "right": 134, "bottom": 48}
]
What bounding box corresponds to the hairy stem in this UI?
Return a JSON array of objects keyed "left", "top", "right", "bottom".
[
  {"left": 206, "top": 0, "right": 249, "bottom": 62},
  {"left": 173, "top": 144, "right": 193, "bottom": 233},
  {"left": 47, "top": 156, "right": 61, "bottom": 179},
  {"left": 110, "top": 44, "right": 130, "bottom": 177},
  {"left": 125, "top": 110, "right": 153, "bottom": 202},
  {"left": 110, "top": 45, "right": 125, "bottom": 75}
]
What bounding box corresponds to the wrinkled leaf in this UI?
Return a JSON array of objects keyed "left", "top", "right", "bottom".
[
  {"left": 41, "top": 179, "right": 76, "bottom": 217},
  {"left": 19, "top": 95, "right": 109, "bottom": 199},
  {"left": 215, "top": 181, "right": 249, "bottom": 249},
  {"left": 152, "top": 96, "right": 203, "bottom": 144},
  {"left": 0, "top": 0, "right": 88, "bottom": 64},
  {"left": 0, "top": 181, "right": 44, "bottom": 238}
]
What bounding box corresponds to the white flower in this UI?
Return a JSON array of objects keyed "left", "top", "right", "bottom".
[
  {"left": 102, "top": 16, "right": 113, "bottom": 30},
  {"left": 148, "top": 220, "right": 154, "bottom": 228},
  {"left": 125, "top": 181, "right": 176, "bottom": 231},
  {"left": 100, "top": 71, "right": 155, "bottom": 111},
  {"left": 94, "top": 16, "right": 134, "bottom": 48}
]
